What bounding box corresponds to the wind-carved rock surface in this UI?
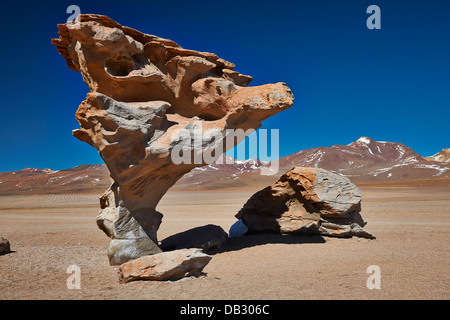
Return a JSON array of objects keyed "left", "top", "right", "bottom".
[
  {"left": 52, "top": 14, "right": 294, "bottom": 265},
  {"left": 235, "top": 167, "right": 375, "bottom": 239}
]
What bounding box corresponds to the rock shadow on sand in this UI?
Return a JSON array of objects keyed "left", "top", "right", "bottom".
[
  {"left": 210, "top": 233, "right": 326, "bottom": 255},
  {"left": 159, "top": 224, "right": 326, "bottom": 255}
]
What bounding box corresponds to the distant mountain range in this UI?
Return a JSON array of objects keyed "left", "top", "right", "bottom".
[
  {"left": 0, "top": 165, "right": 110, "bottom": 195},
  {"left": 0, "top": 137, "right": 448, "bottom": 195},
  {"left": 177, "top": 136, "right": 450, "bottom": 189},
  {"left": 279, "top": 137, "right": 450, "bottom": 182}
]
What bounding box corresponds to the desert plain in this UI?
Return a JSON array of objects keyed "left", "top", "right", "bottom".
[{"left": 0, "top": 183, "right": 449, "bottom": 300}]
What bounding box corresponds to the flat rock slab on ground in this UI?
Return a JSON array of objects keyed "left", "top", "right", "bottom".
[{"left": 118, "top": 248, "right": 212, "bottom": 283}]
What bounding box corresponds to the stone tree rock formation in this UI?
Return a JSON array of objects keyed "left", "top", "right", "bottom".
[
  {"left": 52, "top": 14, "right": 294, "bottom": 265},
  {"left": 234, "top": 167, "right": 375, "bottom": 239}
]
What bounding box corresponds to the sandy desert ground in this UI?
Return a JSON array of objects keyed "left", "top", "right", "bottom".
[{"left": 0, "top": 185, "right": 449, "bottom": 300}]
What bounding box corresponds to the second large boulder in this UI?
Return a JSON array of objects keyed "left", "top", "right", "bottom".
[{"left": 235, "top": 167, "right": 375, "bottom": 239}]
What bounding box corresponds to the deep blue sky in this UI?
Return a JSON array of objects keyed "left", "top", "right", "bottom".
[{"left": 0, "top": 0, "right": 449, "bottom": 171}]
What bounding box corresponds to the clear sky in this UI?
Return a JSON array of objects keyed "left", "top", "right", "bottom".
[{"left": 0, "top": 0, "right": 449, "bottom": 171}]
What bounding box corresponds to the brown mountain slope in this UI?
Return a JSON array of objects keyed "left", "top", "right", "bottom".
[
  {"left": 163, "top": 137, "right": 450, "bottom": 189},
  {"left": 0, "top": 165, "right": 109, "bottom": 195},
  {"left": 279, "top": 137, "right": 450, "bottom": 182}
]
